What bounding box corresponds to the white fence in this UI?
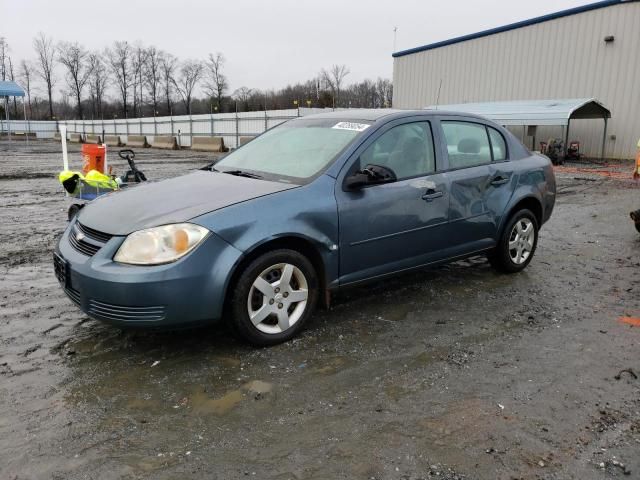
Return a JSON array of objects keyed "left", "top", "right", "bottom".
[{"left": 0, "top": 107, "right": 341, "bottom": 149}]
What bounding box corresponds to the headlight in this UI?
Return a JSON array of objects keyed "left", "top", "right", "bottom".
[{"left": 114, "top": 223, "right": 209, "bottom": 265}]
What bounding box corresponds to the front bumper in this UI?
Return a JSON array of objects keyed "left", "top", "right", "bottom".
[{"left": 54, "top": 221, "right": 243, "bottom": 328}]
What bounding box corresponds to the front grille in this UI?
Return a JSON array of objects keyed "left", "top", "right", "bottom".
[
  {"left": 64, "top": 287, "right": 81, "bottom": 306},
  {"left": 76, "top": 222, "right": 113, "bottom": 244},
  {"left": 68, "top": 222, "right": 112, "bottom": 257},
  {"left": 88, "top": 299, "right": 166, "bottom": 322},
  {"left": 69, "top": 231, "right": 101, "bottom": 256}
]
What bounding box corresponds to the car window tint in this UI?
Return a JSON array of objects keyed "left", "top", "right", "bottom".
[
  {"left": 360, "top": 122, "right": 435, "bottom": 180},
  {"left": 488, "top": 127, "right": 507, "bottom": 161},
  {"left": 442, "top": 121, "right": 492, "bottom": 169}
]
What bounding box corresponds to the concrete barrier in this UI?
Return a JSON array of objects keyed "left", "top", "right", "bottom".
[
  {"left": 53, "top": 132, "right": 62, "bottom": 141},
  {"left": 239, "top": 136, "right": 255, "bottom": 146},
  {"left": 191, "top": 136, "right": 227, "bottom": 152},
  {"left": 151, "top": 135, "right": 178, "bottom": 150},
  {"left": 12, "top": 132, "right": 38, "bottom": 140},
  {"left": 125, "top": 135, "right": 149, "bottom": 148},
  {"left": 68, "top": 133, "right": 83, "bottom": 143},
  {"left": 85, "top": 134, "right": 102, "bottom": 144},
  {"left": 104, "top": 135, "right": 122, "bottom": 147}
]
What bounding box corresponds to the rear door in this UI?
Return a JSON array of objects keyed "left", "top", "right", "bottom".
[
  {"left": 335, "top": 118, "right": 451, "bottom": 285},
  {"left": 438, "top": 118, "right": 516, "bottom": 254}
]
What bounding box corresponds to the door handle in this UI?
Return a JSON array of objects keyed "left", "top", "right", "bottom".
[
  {"left": 422, "top": 189, "right": 443, "bottom": 202},
  {"left": 490, "top": 175, "right": 510, "bottom": 186}
]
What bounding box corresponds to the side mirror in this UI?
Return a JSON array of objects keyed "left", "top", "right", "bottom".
[{"left": 345, "top": 164, "right": 397, "bottom": 190}]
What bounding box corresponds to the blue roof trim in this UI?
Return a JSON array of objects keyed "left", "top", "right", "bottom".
[{"left": 392, "top": 0, "right": 634, "bottom": 58}]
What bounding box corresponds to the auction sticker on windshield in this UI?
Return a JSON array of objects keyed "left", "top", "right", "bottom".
[{"left": 332, "top": 122, "right": 370, "bottom": 132}]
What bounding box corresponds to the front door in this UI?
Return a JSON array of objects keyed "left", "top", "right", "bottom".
[{"left": 336, "top": 120, "right": 450, "bottom": 285}]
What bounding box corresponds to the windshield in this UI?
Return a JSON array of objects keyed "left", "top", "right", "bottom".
[{"left": 214, "top": 118, "right": 371, "bottom": 183}]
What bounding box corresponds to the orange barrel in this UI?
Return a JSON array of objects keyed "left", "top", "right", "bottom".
[{"left": 81, "top": 144, "right": 106, "bottom": 175}]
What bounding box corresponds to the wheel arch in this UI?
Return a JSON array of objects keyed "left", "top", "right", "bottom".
[
  {"left": 499, "top": 195, "right": 544, "bottom": 237},
  {"left": 222, "top": 235, "right": 330, "bottom": 315}
]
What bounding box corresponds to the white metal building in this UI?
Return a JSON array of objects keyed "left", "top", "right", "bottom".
[{"left": 392, "top": 0, "right": 640, "bottom": 159}]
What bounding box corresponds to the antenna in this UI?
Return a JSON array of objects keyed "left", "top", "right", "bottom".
[
  {"left": 435, "top": 79, "right": 443, "bottom": 110},
  {"left": 393, "top": 26, "right": 398, "bottom": 52}
]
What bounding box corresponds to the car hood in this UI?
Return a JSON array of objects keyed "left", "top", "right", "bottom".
[{"left": 78, "top": 170, "right": 299, "bottom": 235}]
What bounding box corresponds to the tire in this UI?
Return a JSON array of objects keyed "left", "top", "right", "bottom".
[
  {"left": 635, "top": 222, "right": 640, "bottom": 234},
  {"left": 68, "top": 204, "right": 82, "bottom": 221},
  {"left": 488, "top": 209, "right": 539, "bottom": 273},
  {"left": 229, "top": 249, "right": 318, "bottom": 346}
]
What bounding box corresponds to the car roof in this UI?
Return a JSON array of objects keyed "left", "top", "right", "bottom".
[{"left": 296, "top": 108, "right": 493, "bottom": 124}]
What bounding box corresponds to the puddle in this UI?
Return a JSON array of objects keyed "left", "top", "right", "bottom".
[
  {"left": 244, "top": 380, "right": 273, "bottom": 395},
  {"left": 191, "top": 388, "right": 244, "bottom": 415},
  {"left": 189, "top": 380, "right": 274, "bottom": 415},
  {"left": 311, "top": 356, "right": 351, "bottom": 375},
  {"left": 380, "top": 304, "right": 413, "bottom": 322}
]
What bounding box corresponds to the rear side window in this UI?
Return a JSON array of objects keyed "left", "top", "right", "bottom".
[
  {"left": 488, "top": 127, "right": 507, "bottom": 161},
  {"left": 442, "top": 121, "right": 492, "bottom": 169}
]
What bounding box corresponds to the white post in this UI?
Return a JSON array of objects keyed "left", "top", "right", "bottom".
[
  {"left": 23, "top": 102, "right": 29, "bottom": 146},
  {"left": 103, "top": 144, "right": 108, "bottom": 174},
  {"left": 59, "top": 124, "right": 69, "bottom": 171}
]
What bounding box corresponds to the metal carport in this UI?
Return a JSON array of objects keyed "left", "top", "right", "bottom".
[
  {"left": 0, "top": 80, "right": 27, "bottom": 143},
  {"left": 427, "top": 98, "right": 612, "bottom": 159}
]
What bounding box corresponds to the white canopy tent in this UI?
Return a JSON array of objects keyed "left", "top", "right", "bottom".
[
  {"left": 0, "top": 80, "right": 28, "bottom": 143},
  {"left": 427, "top": 98, "right": 612, "bottom": 158}
]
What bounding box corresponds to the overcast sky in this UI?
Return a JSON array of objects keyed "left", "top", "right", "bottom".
[{"left": 3, "top": 0, "right": 587, "bottom": 94}]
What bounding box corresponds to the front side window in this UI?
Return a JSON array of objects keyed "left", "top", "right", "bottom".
[
  {"left": 442, "top": 121, "right": 492, "bottom": 169},
  {"left": 359, "top": 122, "right": 436, "bottom": 180},
  {"left": 215, "top": 118, "right": 369, "bottom": 183}
]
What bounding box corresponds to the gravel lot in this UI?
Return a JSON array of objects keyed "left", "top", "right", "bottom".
[{"left": 1, "top": 140, "right": 639, "bottom": 480}]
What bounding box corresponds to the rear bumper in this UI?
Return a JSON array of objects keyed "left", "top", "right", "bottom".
[{"left": 54, "top": 221, "right": 243, "bottom": 328}]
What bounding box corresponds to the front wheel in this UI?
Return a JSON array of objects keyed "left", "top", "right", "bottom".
[
  {"left": 229, "top": 249, "right": 318, "bottom": 346},
  {"left": 488, "top": 209, "right": 539, "bottom": 273}
]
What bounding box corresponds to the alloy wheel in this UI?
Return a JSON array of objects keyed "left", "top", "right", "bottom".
[
  {"left": 247, "top": 263, "right": 309, "bottom": 334},
  {"left": 508, "top": 218, "right": 535, "bottom": 265}
]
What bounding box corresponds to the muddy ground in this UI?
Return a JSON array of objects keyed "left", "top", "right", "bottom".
[{"left": 1, "top": 140, "right": 639, "bottom": 480}]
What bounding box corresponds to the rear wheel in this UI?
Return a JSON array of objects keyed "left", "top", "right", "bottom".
[
  {"left": 489, "top": 209, "right": 538, "bottom": 273},
  {"left": 229, "top": 249, "right": 318, "bottom": 346}
]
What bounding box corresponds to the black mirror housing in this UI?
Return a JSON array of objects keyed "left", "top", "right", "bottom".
[{"left": 345, "top": 163, "right": 397, "bottom": 190}]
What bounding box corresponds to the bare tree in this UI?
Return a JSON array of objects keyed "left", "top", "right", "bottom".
[
  {"left": 321, "top": 64, "right": 350, "bottom": 108},
  {"left": 58, "top": 41, "right": 91, "bottom": 118},
  {"left": 87, "top": 53, "right": 109, "bottom": 119},
  {"left": 232, "top": 86, "right": 253, "bottom": 111},
  {"left": 19, "top": 60, "right": 34, "bottom": 118},
  {"left": 144, "top": 46, "right": 163, "bottom": 115},
  {"left": 33, "top": 32, "right": 57, "bottom": 119},
  {"left": 7, "top": 56, "right": 19, "bottom": 117},
  {"left": 0, "top": 37, "right": 8, "bottom": 81},
  {"left": 172, "top": 59, "right": 203, "bottom": 115},
  {"left": 160, "top": 53, "right": 177, "bottom": 115},
  {"left": 204, "top": 52, "right": 228, "bottom": 112},
  {"left": 106, "top": 41, "right": 132, "bottom": 117},
  {"left": 131, "top": 43, "right": 146, "bottom": 117},
  {"left": 233, "top": 86, "right": 253, "bottom": 102},
  {"left": 376, "top": 78, "right": 393, "bottom": 107}
]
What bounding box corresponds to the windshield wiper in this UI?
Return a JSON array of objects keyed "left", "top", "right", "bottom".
[
  {"left": 201, "top": 163, "right": 218, "bottom": 171},
  {"left": 221, "top": 170, "right": 263, "bottom": 179}
]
